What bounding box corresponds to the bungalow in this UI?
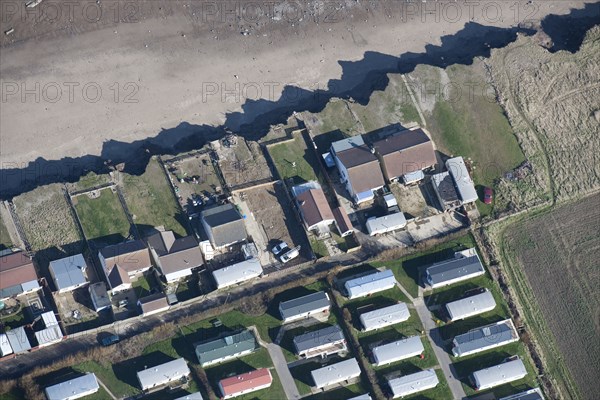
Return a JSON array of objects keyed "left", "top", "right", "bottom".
[
  {"left": 431, "top": 171, "right": 462, "bottom": 211},
  {"left": 366, "top": 212, "right": 407, "bottom": 236},
  {"left": 147, "top": 230, "right": 203, "bottom": 283},
  {"left": 373, "top": 128, "right": 436, "bottom": 183},
  {"left": 45, "top": 373, "right": 99, "bottom": 400},
  {"left": 294, "top": 325, "right": 346, "bottom": 359},
  {"left": 360, "top": 303, "right": 410, "bottom": 332},
  {"left": 471, "top": 357, "right": 527, "bottom": 391},
  {"left": 137, "top": 358, "right": 190, "bottom": 391},
  {"left": 174, "top": 393, "right": 204, "bottom": 400},
  {"left": 348, "top": 395, "right": 372, "bottom": 400},
  {"left": 279, "top": 291, "right": 331, "bottom": 323},
  {"left": 137, "top": 293, "right": 170, "bottom": 317},
  {"left": 0, "top": 251, "right": 40, "bottom": 301},
  {"left": 332, "top": 206, "right": 354, "bottom": 237},
  {"left": 200, "top": 204, "right": 248, "bottom": 250},
  {"left": 344, "top": 269, "right": 397, "bottom": 299},
  {"left": 387, "top": 369, "right": 439, "bottom": 398},
  {"left": 49, "top": 254, "right": 89, "bottom": 293},
  {"left": 98, "top": 240, "right": 152, "bottom": 294},
  {"left": 330, "top": 136, "right": 385, "bottom": 204},
  {"left": 5, "top": 326, "right": 31, "bottom": 353},
  {"left": 372, "top": 336, "right": 424, "bottom": 366},
  {"left": 425, "top": 250, "right": 485, "bottom": 289},
  {"left": 311, "top": 358, "right": 361, "bottom": 389},
  {"left": 219, "top": 368, "right": 273, "bottom": 399},
  {"left": 89, "top": 282, "right": 111, "bottom": 312},
  {"left": 292, "top": 182, "right": 335, "bottom": 234},
  {"left": 195, "top": 330, "right": 257, "bottom": 367},
  {"left": 445, "top": 289, "right": 496, "bottom": 321},
  {"left": 212, "top": 258, "right": 263, "bottom": 289},
  {"left": 452, "top": 319, "right": 519, "bottom": 357},
  {"left": 446, "top": 157, "right": 478, "bottom": 204},
  {"left": 499, "top": 388, "right": 545, "bottom": 400}
]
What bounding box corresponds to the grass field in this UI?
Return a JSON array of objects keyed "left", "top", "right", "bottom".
[
  {"left": 0, "top": 216, "right": 13, "bottom": 250},
  {"left": 500, "top": 194, "right": 600, "bottom": 400},
  {"left": 122, "top": 158, "right": 187, "bottom": 238},
  {"left": 73, "top": 189, "right": 131, "bottom": 245},
  {"left": 315, "top": 99, "right": 362, "bottom": 136},
  {"left": 268, "top": 132, "right": 320, "bottom": 185},
  {"left": 74, "top": 360, "right": 140, "bottom": 398},
  {"left": 69, "top": 172, "right": 112, "bottom": 192}
]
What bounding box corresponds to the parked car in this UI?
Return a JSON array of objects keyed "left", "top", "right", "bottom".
[
  {"left": 280, "top": 247, "right": 300, "bottom": 263},
  {"left": 483, "top": 187, "right": 493, "bottom": 204},
  {"left": 271, "top": 241, "right": 289, "bottom": 256},
  {"left": 100, "top": 334, "right": 120, "bottom": 346}
]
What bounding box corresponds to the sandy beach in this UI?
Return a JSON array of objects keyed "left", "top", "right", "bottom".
[{"left": 0, "top": 1, "right": 589, "bottom": 184}]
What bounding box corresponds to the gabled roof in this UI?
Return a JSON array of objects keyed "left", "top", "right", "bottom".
[
  {"left": 45, "top": 373, "right": 99, "bottom": 400},
  {"left": 373, "top": 128, "right": 436, "bottom": 178},
  {"left": 279, "top": 291, "right": 330, "bottom": 320},
  {"left": 174, "top": 393, "right": 204, "bottom": 400},
  {"left": 137, "top": 358, "right": 190, "bottom": 390},
  {"left": 293, "top": 325, "right": 345, "bottom": 353},
  {"left": 499, "top": 388, "right": 545, "bottom": 400},
  {"left": 452, "top": 319, "right": 518, "bottom": 357},
  {"left": 219, "top": 368, "right": 272, "bottom": 397},
  {"left": 5, "top": 326, "right": 31, "bottom": 353},
  {"left": 426, "top": 254, "right": 484, "bottom": 286},
  {"left": 0, "top": 251, "right": 37, "bottom": 290},
  {"left": 212, "top": 259, "right": 263, "bottom": 289},
  {"left": 472, "top": 358, "right": 527, "bottom": 390},
  {"left": 201, "top": 204, "right": 247, "bottom": 247},
  {"left": 446, "top": 156, "right": 478, "bottom": 203},
  {"left": 336, "top": 145, "right": 385, "bottom": 194},
  {"left": 388, "top": 369, "right": 439, "bottom": 397},
  {"left": 99, "top": 240, "right": 152, "bottom": 274},
  {"left": 344, "top": 269, "right": 397, "bottom": 298},
  {"left": 49, "top": 254, "right": 88, "bottom": 290},
  {"left": 360, "top": 303, "right": 410, "bottom": 330},
  {"left": 138, "top": 293, "right": 169, "bottom": 314},
  {"left": 372, "top": 336, "right": 424, "bottom": 365},
  {"left": 108, "top": 265, "right": 130, "bottom": 289},
  {"left": 147, "top": 231, "right": 204, "bottom": 274},
  {"left": 311, "top": 358, "right": 361, "bottom": 388},
  {"left": 333, "top": 206, "right": 353, "bottom": 234},
  {"left": 195, "top": 330, "right": 257, "bottom": 366},
  {"left": 445, "top": 289, "right": 496, "bottom": 320},
  {"left": 296, "top": 188, "right": 335, "bottom": 229}
]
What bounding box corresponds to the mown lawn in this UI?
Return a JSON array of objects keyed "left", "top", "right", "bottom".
[
  {"left": 123, "top": 157, "right": 187, "bottom": 238},
  {"left": 73, "top": 360, "right": 140, "bottom": 398},
  {"left": 73, "top": 189, "right": 131, "bottom": 244},
  {"left": 268, "top": 133, "right": 320, "bottom": 184}
]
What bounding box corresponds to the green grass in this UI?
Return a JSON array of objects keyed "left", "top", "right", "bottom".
[
  {"left": 268, "top": 133, "right": 320, "bottom": 184},
  {"left": 0, "top": 216, "right": 13, "bottom": 251},
  {"left": 310, "top": 238, "right": 329, "bottom": 258},
  {"left": 373, "top": 234, "right": 477, "bottom": 298},
  {"left": 132, "top": 273, "right": 161, "bottom": 298},
  {"left": 0, "top": 388, "right": 25, "bottom": 400},
  {"left": 73, "top": 360, "right": 140, "bottom": 398},
  {"left": 73, "top": 189, "right": 131, "bottom": 244},
  {"left": 72, "top": 172, "right": 112, "bottom": 192},
  {"left": 317, "top": 100, "right": 360, "bottom": 135},
  {"left": 123, "top": 158, "right": 187, "bottom": 238},
  {"left": 0, "top": 307, "right": 28, "bottom": 330}
]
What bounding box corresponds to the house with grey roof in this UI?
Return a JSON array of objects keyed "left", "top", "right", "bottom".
[
  {"left": 471, "top": 357, "right": 527, "bottom": 391},
  {"left": 137, "top": 358, "right": 190, "bottom": 391},
  {"left": 174, "top": 393, "right": 204, "bottom": 400},
  {"left": 445, "top": 289, "right": 496, "bottom": 321},
  {"left": 311, "top": 358, "right": 361, "bottom": 388},
  {"left": 360, "top": 303, "right": 409, "bottom": 331},
  {"left": 431, "top": 171, "right": 462, "bottom": 211},
  {"left": 200, "top": 204, "right": 248, "bottom": 249},
  {"left": 279, "top": 291, "right": 330, "bottom": 323},
  {"left": 293, "top": 325, "right": 346, "bottom": 358},
  {"left": 446, "top": 156, "right": 478, "bottom": 204},
  {"left": 344, "top": 269, "right": 397, "bottom": 299},
  {"left": 366, "top": 212, "right": 407, "bottom": 236},
  {"left": 0, "top": 333, "right": 13, "bottom": 357},
  {"left": 372, "top": 336, "right": 424, "bottom": 366},
  {"left": 147, "top": 230, "right": 203, "bottom": 283},
  {"left": 45, "top": 373, "right": 99, "bottom": 400},
  {"left": 6, "top": 326, "right": 31, "bottom": 353},
  {"left": 387, "top": 369, "right": 439, "bottom": 398},
  {"left": 89, "top": 282, "right": 111, "bottom": 312},
  {"left": 452, "top": 319, "right": 519, "bottom": 357},
  {"left": 425, "top": 250, "right": 485, "bottom": 289},
  {"left": 137, "top": 293, "right": 170, "bottom": 317},
  {"left": 499, "top": 388, "right": 545, "bottom": 400},
  {"left": 194, "top": 330, "right": 257, "bottom": 367},
  {"left": 49, "top": 254, "right": 89, "bottom": 293}
]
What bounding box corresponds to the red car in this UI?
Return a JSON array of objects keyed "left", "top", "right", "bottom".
[{"left": 483, "top": 187, "right": 493, "bottom": 204}]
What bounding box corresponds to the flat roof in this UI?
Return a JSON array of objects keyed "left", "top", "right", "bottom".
[
  {"left": 473, "top": 358, "right": 527, "bottom": 390},
  {"left": 426, "top": 254, "right": 484, "bottom": 286},
  {"left": 372, "top": 336, "right": 424, "bottom": 365},
  {"left": 331, "top": 136, "right": 365, "bottom": 153},
  {"left": 366, "top": 212, "right": 407, "bottom": 234},
  {"left": 499, "top": 388, "right": 545, "bottom": 400},
  {"left": 293, "top": 325, "right": 345, "bottom": 353},
  {"left": 0, "top": 333, "right": 13, "bottom": 356},
  {"left": 137, "top": 358, "right": 190, "bottom": 390},
  {"left": 6, "top": 326, "right": 31, "bottom": 353},
  {"left": 446, "top": 157, "right": 478, "bottom": 203},
  {"left": 279, "top": 291, "right": 330, "bottom": 320},
  {"left": 360, "top": 303, "right": 410, "bottom": 330},
  {"left": 311, "top": 358, "right": 361, "bottom": 388},
  {"left": 35, "top": 324, "right": 63, "bottom": 346},
  {"left": 212, "top": 259, "right": 263, "bottom": 288},
  {"left": 446, "top": 289, "right": 496, "bottom": 320},
  {"left": 388, "top": 369, "right": 439, "bottom": 397},
  {"left": 45, "top": 373, "right": 99, "bottom": 400},
  {"left": 195, "top": 330, "right": 257, "bottom": 366},
  {"left": 453, "top": 319, "right": 518, "bottom": 357},
  {"left": 345, "top": 269, "right": 396, "bottom": 298},
  {"left": 348, "top": 395, "right": 372, "bottom": 400},
  {"left": 49, "top": 254, "right": 88, "bottom": 290},
  {"left": 89, "top": 282, "right": 111, "bottom": 309},
  {"left": 174, "top": 393, "right": 204, "bottom": 400},
  {"left": 404, "top": 170, "right": 425, "bottom": 183}
]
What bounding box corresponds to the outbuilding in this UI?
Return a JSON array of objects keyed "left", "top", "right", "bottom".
[
  {"left": 137, "top": 358, "right": 190, "bottom": 391},
  {"left": 279, "top": 291, "right": 330, "bottom": 323},
  {"left": 88, "top": 282, "right": 111, "bottom": 312},
  {"left": 311, "top": 358, "right": 361, "bottom": 388},
  {"left": 49, "top": 254, "right": 89, "bottom": 293},
  {"left": 293, "top": 325, "right": 346, "bottom": 359},
  {"left": 366, "top": 212, "right": 407, "bottom": 236},
  {"left": 425, "top": 250, "right": 484, "bottom": 289},
  {"left": 344, "top": 269, "right": 397, "bottom": 299},
  {"left": 218, "top": 368, "right": 272, "bottom": 399},
  {"left": 372, "top": 336, "right": 424, "bottom": 366},
  {"left": 137, "top": 293, "right": 170, "bottom": 317},
  {"left": 35, "top": 311, "right": 63, "bottom": 347},
  {"left": 471, "top": 357, "right": 527, "bottom": 391},
  {"left": 445, "top": 289, "right": 496, "bottom": 321},
  {"left": 195, "top": 330, "right": 257, "bottom": 367},
  {"left": 360, "top": 303, "right": 409, "bottom": 331},
  {"left": 45, "top": 373, "right": 99, "bottom": 400},
  {"left": 452, "top": 319, "right": 519, "bottom": 357},
  {"left": 212, "top": 258, "right": 263, "bottom": 289},
  {"left": 387, "top": 369, "right": 439, "bottom": 398}
]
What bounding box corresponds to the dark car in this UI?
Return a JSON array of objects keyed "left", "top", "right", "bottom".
[
  {"left": 483, "top": 187, "right": 493, "bottom": 204},
  {"left": 100, "top": 334, "right": 120, "bottom": 346}
]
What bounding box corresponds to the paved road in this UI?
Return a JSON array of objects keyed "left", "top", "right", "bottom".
[{"left": 265, "top": 343, "right": 301, "bottom": 400}]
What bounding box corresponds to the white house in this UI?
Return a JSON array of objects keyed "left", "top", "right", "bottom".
[
  {"left": 45, "top": 373, "right": 99, "bottom": 400},
  {"left": 446, "top": 156, "right": 478, "bottom": 204},
  {"left": 292, "top": 182, "right": 335, "bottom": 234},
  {"left": 344, "top": 269, "right": 397, "bottom": 299},
  {"left": 212, "top": 258, "right": 263, "bottom": 289},
  {"left": 372, "top": 336, "right": 424, "bottom": 366},
  {"left": 452, "top": 319, "right": 519, "bottom": 357},
  {"left": 366, "top": 212, "right": 407, "bottom": 236},
  {"left": 388, "top": 369, "right": 439, "bottom": 398},
  {"left": 360, "top": 303, "right": 409, "bottom": 331},
  {"left": 472, "top": 357, "right": 527, "bottom": 391},
  {"left": 137, "top": 358, "right": 190, "bottom": 391},
  {"left": 147, "top": 231, "right": 203, "bottom": 283},
  {"left": 311, "top": 358, "right": 361, "bottom": 388},
  {"left": 445, "top": 289, "right": 496, "bottom": 321}
]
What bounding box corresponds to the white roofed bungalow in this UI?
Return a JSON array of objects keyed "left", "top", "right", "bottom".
[
  {"left": 425, "top": 250, "right": 485, "bottom": 289},
  {"left": 137, "top": 358, "right": 190, "bottom": 391},
  {"left": 371, "top": 336, "right": 424, "bottom": 366},
  {"left": 452, "top": 319, "right": 519, "bottom": 357},
  {"left": 446, "top": 156, "right": 478, "bottom": 204},
  {"left": 366, "top": 213, "right": 407, "bottom": 236},
  {"left": 499, "top": 387, "right": 545, "bottom": 400},
  {"left": 471, "top": 357, "right": 527, "bottom": 391},
  {"left": 359, "top": 303, "right": 409, "bottom": 332},
  {"left": 212, "top": 258, "right": 263, "bottom": 289},
  {"left": 445, "top": 289, "right": 496, "bottom": 321},
  {"left": 311, "top": 358, "right": 361, "bottom": 388},
  {"left": 44, "top": 373, "right": 99, "bottom": 400},
  {"left": 344, "top": 269, "right": 397, "bottom": 299},
  {"left": 387, "top": 369, "right": 439, "bottom": 398}
]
